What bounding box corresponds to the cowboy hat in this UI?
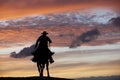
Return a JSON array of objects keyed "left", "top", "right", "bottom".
[{"left": 41, "top": 31, "right": 48, "bottom": 35}]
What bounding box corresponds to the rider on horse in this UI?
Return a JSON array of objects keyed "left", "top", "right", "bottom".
[
  {"left": 33, "top": 31, "right": 54, "bottom": 64},
  {"left": 32, "top": 31, "right": 54, "bottom": 77}
]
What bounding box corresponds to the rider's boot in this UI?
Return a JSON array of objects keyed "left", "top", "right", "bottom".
[{"left": 49, "top": 57, "right": 54, "bottom": 64}]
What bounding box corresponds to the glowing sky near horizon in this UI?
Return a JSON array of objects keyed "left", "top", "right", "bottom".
[{"left": 0, "top": 47, "right": 120, "bottom": 78}]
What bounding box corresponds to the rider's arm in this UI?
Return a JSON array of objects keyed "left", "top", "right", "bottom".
[
  {"left": 48, "top": 42, "right": 51, "bottom": 47},
  {"left": 35, "top": 37, "right": 40, "bottom": 48},
  {"left": 48, "top": 37, "right": 52, "bottom": 47}
]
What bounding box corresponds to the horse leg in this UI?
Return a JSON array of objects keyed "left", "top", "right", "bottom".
[
  {"left": 37, "top": 62, "right": 41, "bottom": 76},
  {"left": 40, "top": 64, "right": 45, "bottom": 77},
  {"left": 46, "top": 62, "right": 50, "bottom": 77}
]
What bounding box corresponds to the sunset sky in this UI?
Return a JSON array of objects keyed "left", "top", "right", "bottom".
[
  {"left": 0, "top": 0, "right": 120, "bottom": 53},
  {"left": 0, "top": 0, "right": 120, "bottom": 20},
  {"left": 0, "top": 0, "right": 120, "bottom": 78}
]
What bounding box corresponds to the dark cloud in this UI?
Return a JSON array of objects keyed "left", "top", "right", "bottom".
[
  {"left": 70, "top": 28, "right": 100, "bottom": 48},
  {"left": 10, "top": 45, "right": 35, "bottom": 58},
  {"left": 109, "top": 17, "right": 120, "bottom": 28}
]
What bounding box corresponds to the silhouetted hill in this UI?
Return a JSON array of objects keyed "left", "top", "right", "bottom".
[
  {"left": 0, "top": 76, "right": 73, "bottom": 80},
  {"left": 1, "top": 76, "right": 120, "bottom": 80},
  {"left": 76, "top": 76, "right": 120, "bottom": 80}
]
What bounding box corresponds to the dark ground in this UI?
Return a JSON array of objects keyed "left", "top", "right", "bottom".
[
  {"left": 0, "top": 76, "right": 120, "bottom": 80},
  {"left": 0, "top": 76, "right": 73, "bottom": 80}
]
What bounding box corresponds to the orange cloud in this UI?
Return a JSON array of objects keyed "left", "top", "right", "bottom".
[{"left": 0, "top": 0, "right": 120, "bottom": 20}]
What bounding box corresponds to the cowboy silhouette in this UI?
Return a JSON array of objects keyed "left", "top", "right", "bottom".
[
  {"left": 32, "top": 31, "right": 54, "bottom": 77},
  {"left": 33, "top": 31, "right": 54, "bottom": 63}
]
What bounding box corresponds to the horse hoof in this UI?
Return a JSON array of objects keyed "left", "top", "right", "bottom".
[
  {"left": 47, "top": 75, "right": 50, "bottom": 78},
  {"left": 40, "top": 74, "right": 43, "bottom": 77}
]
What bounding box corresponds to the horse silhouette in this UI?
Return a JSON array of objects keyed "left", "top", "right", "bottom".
[{"left": 36, "top": 51, "right": 54, "bottom": 77}]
